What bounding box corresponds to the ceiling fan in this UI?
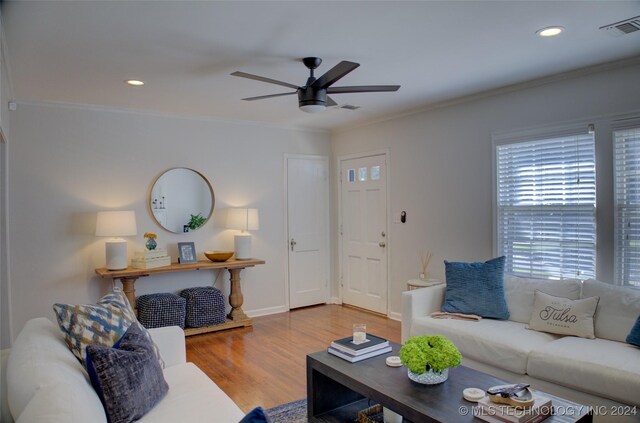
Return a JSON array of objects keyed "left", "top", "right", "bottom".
[{"left": 231, "top": 57, "right": 400, "bottom": 113}]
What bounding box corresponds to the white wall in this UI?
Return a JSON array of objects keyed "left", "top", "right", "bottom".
[
  {"left": 7, "top": 103, "right": 330, "bottom": 341},
  {"left": 0, "top": 9, "right": 13, "bottom": 349},
  {"left": 331, "top": 62, "right": 640, "bottom": 316}
]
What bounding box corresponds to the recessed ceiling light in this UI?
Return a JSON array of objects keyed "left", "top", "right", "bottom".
[
  {"left": 536, "top": 26, "right": 564, "bottom": 37},
  {"left": 125, "top": 79, "right": 145, "bottom": 86}
]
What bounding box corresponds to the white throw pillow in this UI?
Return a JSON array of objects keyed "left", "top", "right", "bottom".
[{"left": 527, "top": 291, "right": 599, "bottom": 339}]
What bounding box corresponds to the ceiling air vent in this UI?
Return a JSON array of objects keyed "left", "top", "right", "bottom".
[
  {"left": 600, "top": 16, "right": 640, "bottom": 36},
  {"left": 339, "top": 104, "right": 361, "bottom": 110}
]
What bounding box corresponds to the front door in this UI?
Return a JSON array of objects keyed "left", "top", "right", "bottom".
[
  {"left": 287, "top": 155, "right": 329, "bottom": 309},
  {"left": 340, "top": 153, "right": 388, "bottom": 314}
]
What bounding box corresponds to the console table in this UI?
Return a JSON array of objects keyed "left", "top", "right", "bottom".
[{"left": 95, "top": 258, "right": 265, "bottom": 336}]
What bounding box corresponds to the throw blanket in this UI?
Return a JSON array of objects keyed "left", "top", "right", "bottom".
[{"left": 431, "top": 311, "right": 482, "bottom": 321}]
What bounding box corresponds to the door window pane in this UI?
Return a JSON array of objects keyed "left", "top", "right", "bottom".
[
  {"left": 348, "top": 169, "right": 356, "bottom": 183},
  {"left": 371, "top": 166, "right": 381, "bottom": 180},
  {"left": 359, "top": 167, "right": 368, "bottom": 181}
]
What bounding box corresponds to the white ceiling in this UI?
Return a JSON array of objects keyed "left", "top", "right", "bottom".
[{"left": 3, "top": 1, "right": 640, "bottom": 131}]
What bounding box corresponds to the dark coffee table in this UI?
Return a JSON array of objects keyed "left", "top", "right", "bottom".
[{"left": 307, "top": 341, "right": 592, "bottom": 423}]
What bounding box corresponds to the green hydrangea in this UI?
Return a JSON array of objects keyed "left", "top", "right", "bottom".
[{"left": 399, "top": 335, "right": 462, "bottom": 374}]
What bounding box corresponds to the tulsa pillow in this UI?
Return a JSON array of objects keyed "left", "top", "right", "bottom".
[
  {"left": 442, "top": 256, "right": 509, "bottom": 319},
  {"left": 86, "top": 323, "right": 169, "bottom": 423},
  {"left": 527, "top": 290, "right": 599, "bottom": 339},
  {"left": 53, "top": 287, "right": 163, "bottom": 368},
  {"left": 627, "top": 316, "right": 640, "bottom": 347}
]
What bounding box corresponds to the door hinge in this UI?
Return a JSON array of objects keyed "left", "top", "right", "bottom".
[{"left": 340, "top": 224, "right": 343, "bottom": 235}]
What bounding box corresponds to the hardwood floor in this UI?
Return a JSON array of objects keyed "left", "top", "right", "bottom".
[{"left": 185, "top": 304, "right": 401, "bottom": 412}]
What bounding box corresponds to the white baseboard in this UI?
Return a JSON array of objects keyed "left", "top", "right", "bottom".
[
  {"left": 245, "top": 305, "right": 288, "bottom": 318},
  {"left": 328, "top": 297, "right": 342, "bottom": 304},
  {"left": 388, "top": 311, "right": 401, "bottom": 321}
]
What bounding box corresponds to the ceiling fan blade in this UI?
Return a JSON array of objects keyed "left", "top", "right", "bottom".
[
  {"left": 327, "top": 85, "right": 401, "bottom": 94},
  {"left": 231, "top": 71, "right": 299, "bottom": 90},
  {"left": 311, "top": 61, "right": 360, "bottom": 89},
  {"left": 242, "top": 92, "right": 297, "bottom": 101},
  {"left": 326, "top": 96, "right": 338, "bottom": 107}
]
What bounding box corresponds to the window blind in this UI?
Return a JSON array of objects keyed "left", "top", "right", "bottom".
[
  {"left": 614, "top": 127, "right": 640, "bottom": 287},
  {"left": 496, "top": 133, "right": 596, "bottom": 280}
]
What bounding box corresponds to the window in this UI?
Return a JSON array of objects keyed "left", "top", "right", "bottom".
[
  {"left": 614, "top": 127, "right": 640, "bottom": 287},
  {"left": 496, "top": 132, "right": 596, "bottom": 279}
]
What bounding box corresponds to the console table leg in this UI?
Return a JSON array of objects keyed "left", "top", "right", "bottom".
[
  {"left": 227, "top": 268, "right": 249, "bottom": 322},
  {"left": 119, "top": 277, "right": 138, "bottom": 311}
]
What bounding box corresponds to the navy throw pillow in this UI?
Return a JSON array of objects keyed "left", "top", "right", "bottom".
[
  {"left": 627, "top": 315, "right": 640, "bottom": 347},
  {"left": 239, "top": 406, "right": 271, "bottom": 423},
  {"left": 442, "top": 256, "right": 509, "bottom": 319},
  {"left": 86, "top": 323, "right": 169, "bottom": 423}
]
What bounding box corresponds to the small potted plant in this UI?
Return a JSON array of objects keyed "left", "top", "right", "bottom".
[
  {"left": 144, "top": 232, "right": 157, "bottom": 251},
  {"left": 187, "top": 213, "right": 206, "bottom": 231},
  {"left": 399, "top": 335, "right": 461, "bottom": 384}
]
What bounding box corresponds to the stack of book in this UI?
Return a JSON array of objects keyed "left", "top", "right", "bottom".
[
  {"left": 328, "top": 334, "right": 392, "bottom": 363},
  {"left": 474, "top": 395, "right": 553, "bottom": 423},
  {"left": 131, "top": 248, "right": 171, "bottom": 269}
]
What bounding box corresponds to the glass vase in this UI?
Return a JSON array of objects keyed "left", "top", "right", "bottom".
[
  {"left": 145, "top": 238, "right": 157, "bottom": 251},
  {"left": 407, "top": 368, "right": 448, "bottom": 384}
]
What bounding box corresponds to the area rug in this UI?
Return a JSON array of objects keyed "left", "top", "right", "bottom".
[{"left": 265, "top": 399, "right": 307, "bottom": 423}]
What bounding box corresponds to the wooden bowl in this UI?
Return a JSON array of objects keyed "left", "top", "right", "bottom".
[{"left": 204, "top": 251, "right": 234, "bottom": 262}]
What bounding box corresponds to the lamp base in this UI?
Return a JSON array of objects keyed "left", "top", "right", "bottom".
[
  {"left": 105, "top": 239, "right": 128, "bottom": 270},
  {"left": 234, "top": 234, "right": 252, "bottom": 260}
]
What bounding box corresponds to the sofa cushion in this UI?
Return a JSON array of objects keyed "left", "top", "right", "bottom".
[
  {"left": 504, "top": 275, "right": 582, "bottom": 324},
  {"left": 527, "top": 291, "right": 599, "bottom": 339},
  {"left": 6, "top": 318, "right": 106, "bottom": 422},
  {"left": 139, "top": 363, "right": 245, "bottom": 422},
  {"left": 627, "top": 315, "right": 640, "bottom": 347},
  {"left": 582, "top": 279, "right": 640, "bottom": 343},
  {"left": 527, "top": 337, "right": 640, "bottom": 406},
  {"left": 86, "top": 324, "right": 169, "bottom": 423},
  {"left": 410, "top": 316, "right": 559, "bottom": 374},
  {"left": 442, "top": 256, "right": 509, "bottom": 319},
  {"left": 53, "top": 288, "right": 163, "bottom": 368}
]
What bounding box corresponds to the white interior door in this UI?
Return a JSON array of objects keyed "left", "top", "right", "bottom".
[
  {"left": 287, "top": 155, "right": 329, "bottom": 309},
  {"left": 340, "top": 154, "right": 388, "bottom": 314}
]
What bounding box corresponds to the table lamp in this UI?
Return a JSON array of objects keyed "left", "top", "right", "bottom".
[
  {"left": 96, "top": 210, "right": 137, "bottom": 270},
  {"left": 226, "top": 208, "right": 259, "bottom": 260}
]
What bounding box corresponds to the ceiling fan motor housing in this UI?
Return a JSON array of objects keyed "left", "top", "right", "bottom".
[{"left": 298, "top": 87, "right": 327, "bottom": 107}]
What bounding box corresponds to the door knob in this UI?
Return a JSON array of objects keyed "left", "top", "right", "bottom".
[
  {"left": 290, "top": 238, "right": 297, "bottom": 251},
  {"left": 379, "top": 241, "right": 386, "bottom": 247}
]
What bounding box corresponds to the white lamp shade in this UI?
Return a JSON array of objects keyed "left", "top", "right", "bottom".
[
  {"left": 226, "top": 208, "right": 259, "bottom": 231},
  {"left": 96, "top": 211, "right": 137, "bottom": 237}
]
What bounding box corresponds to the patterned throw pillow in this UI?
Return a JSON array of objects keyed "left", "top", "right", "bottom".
[
  {"left": 86, "top": 323, "right": 169, "bottom": 423},
  {"left": 53, "top": 288, "right": 163, "bottom": 368},
  {"left": 527, "top": 290, "right": 599, "bottom": 339},
  {"left": 442, "top": 256, "right": 509, "bottom": 319}
]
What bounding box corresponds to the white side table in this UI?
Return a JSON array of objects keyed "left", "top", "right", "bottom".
[{"left": 407, "top": 278, "right": 443, "bottom": 290}]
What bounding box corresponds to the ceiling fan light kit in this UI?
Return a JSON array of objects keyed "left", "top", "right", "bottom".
[{"left": 231, "top": 57, "right": 400, "bottom": 113}]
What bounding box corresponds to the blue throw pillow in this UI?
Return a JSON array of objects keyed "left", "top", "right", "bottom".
[
  {"left": 442, "top": 256, "right": 509, "bottom": 319},
  {"left": 239, "top": 406, "right": 270, "bottom": 423},
  {"left": 86, "top": 323, "right": 168, "bottom": 423},
  {"left": 627, "top": 315, "right": 640, "bottom": 347}
]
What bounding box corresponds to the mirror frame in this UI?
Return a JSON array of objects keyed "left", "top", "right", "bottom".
[{"left": 148, "top": 167, "right": 215, "bottom": 234}]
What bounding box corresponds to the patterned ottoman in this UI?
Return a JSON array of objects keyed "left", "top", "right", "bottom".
[
  {"left": 180, "top": 287, "right": 227, "bottom": 328},
  {"left": 137, "top": 293, "right": 186, "bottom": 329}
]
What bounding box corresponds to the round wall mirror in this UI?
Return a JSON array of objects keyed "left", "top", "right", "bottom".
[{"left": 149, "top": 168, "right": 215, "bottom": 233}]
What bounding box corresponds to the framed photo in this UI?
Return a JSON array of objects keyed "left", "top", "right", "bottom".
[{"left": 177, "top": 242, "right": 197, "bottom": 263}]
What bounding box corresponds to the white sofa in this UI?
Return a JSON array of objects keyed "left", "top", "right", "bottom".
[
  {"left": 402, "top": 277, "right": 640, "bottom": 422},
  {"left": 1, "top": 318, "right": 246, "bottom": 423}
]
